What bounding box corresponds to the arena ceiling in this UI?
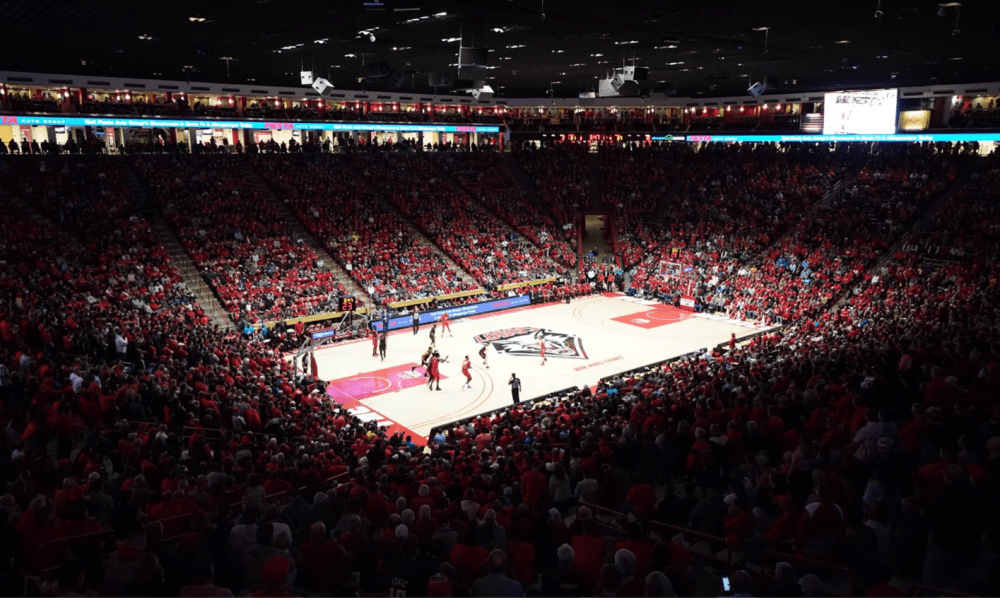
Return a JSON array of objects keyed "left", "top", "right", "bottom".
[{"left": 1, "top": 0, "right": 997, "bottom": 99}]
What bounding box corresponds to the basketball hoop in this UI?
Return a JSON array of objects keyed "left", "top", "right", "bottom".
[{"left": 658, "top": 261, "right": 697, "bottom": 310}]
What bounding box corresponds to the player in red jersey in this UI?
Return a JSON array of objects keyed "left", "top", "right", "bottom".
[
  {"left": 461, "top": 356, "right": 472, "bottom": 389},
  {"left": 427, "top": 351, "right": 446, "bottom": 391},
  {"left": 370, "top": 327, "right": 378, "bottom": 357},
  {"left": 540, "top": 340, "right": 547, "bottom": 365},
  {"left": 440, "top": 312, "right": 452, "bottom": 337}
]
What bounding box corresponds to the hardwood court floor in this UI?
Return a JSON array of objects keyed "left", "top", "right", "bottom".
[{"left": 314, "top": 294, "right": 772, "bottom": 442}]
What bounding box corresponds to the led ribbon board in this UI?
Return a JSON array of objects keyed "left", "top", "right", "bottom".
[
  {"left": 0, "top": 114, "right": 501, "bottom": 133},
  {"left": 684, "top": 133, "right": 1000, "bottom": 143}
]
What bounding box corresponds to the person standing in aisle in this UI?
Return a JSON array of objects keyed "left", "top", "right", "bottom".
[{"left": 509, "top": 373, "right": 521, "bottom": 405}]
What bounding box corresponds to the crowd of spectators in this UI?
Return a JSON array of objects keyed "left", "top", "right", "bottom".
[
  {"left": 249, "top": 154, "right": 475, "bottom": 307},
  {"left": 349, "top": 151, "right": 562, "bottom": 294},
  {"left": 947, "top": 97, "right": 1000, "bottom": 129},
  {"left": 430, "top": 152, "right": 577, "bottom": 270},
  {"left": 622, "top": 143, "right": 855, "bottom": 303},
  {"left": 697, "top": 145, "right": 964, "bottom": 324},
  {"left": 0, "top": 145, "right": 998, "bottom": 599},
  {"left": 599, "top": 143, "right": 692, "bottom": 228},
  {"left": 134, "top": 155, "right": 348, "bottom": 323},
  {"left": 510, "top": 143, "right": 590, "bottom": 260}
]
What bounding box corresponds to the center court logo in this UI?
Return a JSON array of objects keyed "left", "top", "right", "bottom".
[{"left": 473, "top": 326, "right": 589, "bottom": 360}]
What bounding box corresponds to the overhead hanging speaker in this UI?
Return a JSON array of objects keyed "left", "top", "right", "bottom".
[
  {"left": 458, "top": 47, "right": 489, "bottom": 68},
  {"left": 300, "top": 70, "right": 314, "bottom": 85},
  {"left": 748, "top": 81, "right": 766, "bottom": 97},
  {"left": 388, "top": 69, "right": 404, "bottom": 88},
  {"left": 428, "top": 71, "right": 455, "bottom": 87},
  {"left": 311, "top": 78, "right": 332, "bottom": 94},
  {"left": 366, "top": 61, "right": 390, "bottom": 78},
  {"left": 471, "top": 85, "right": 494, "bottom": 101},
  {"left": 610, "top": 73, "right": 626, "bottom": 91}
]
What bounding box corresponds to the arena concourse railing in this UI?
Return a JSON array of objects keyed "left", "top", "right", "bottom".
[
  {"left": 577, "top": 500, "right": 860, "bottom": 596},
  {"left": 576, "top": 500, "right": 736, "bottom": 569},
  {"left": 35, "top": 471, "right": 352, "bottom": 578},
  {"left": 906, "top": 584, "right": 980, "bottom": 598}
]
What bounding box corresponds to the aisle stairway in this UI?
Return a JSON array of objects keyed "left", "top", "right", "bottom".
[
  {"left": 339, "top": 158, "right": 481, "bottom": 293},
  {"left": 149, "top": 217, "right": 235, "bottom": 329},
  {"left": 588, "top": 152, "right": 602, "bottom": 210},
  {"left": 581, "top": 214, "right": 615, "bottom": 269},
  {"left": 500, "top": 151, "right": 583, "bottom": 270},
  {"left": 403, "top": 224, "right": 481, "bottom": 289},
  {"left": 427, "top": 156, "right": 570, "bottom": 278},
  {"left": 744, "top": 162, "right": 864, "bottom": 266},
  {"left": 117, "top": 161, "right": 233, "bottom": 329},
  {"left": 238, "top": 159, "right": 375, "bottom": 310},
  {"left": 828, "top": 154, "right": 980, "bottom": 311},
  {"left": 499, "top": 152, "right": 538, "bottom": 192},
  {"left": 654, "top": 175, "right": 687, "bottom": 222}
]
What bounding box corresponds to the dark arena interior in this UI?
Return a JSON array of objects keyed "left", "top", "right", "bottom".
[{"left": 2, "top": 0, "right": 1000, "bottom": 597}]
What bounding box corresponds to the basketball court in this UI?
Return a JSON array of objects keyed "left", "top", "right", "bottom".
[{"left": 313, "top": 293, "right": 772, "bottom": 443}]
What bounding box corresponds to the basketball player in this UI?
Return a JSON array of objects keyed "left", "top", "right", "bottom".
[
  {"left": 370, "top": 327, "right": 378, "bottom": 357},
  {"left": 479, "top": 343, "right": 489, "bottom": 369},
  {"left": 427, "top": 351, "right": 446, "bottom": 391},
  {"left": 412, "top": 347, "right": 433, "bottom": 376},
  {"left": 429, "top": 323, "right": 437, "bottom": 347},
  {"left": 378, "top": 331, "right": 387, "bottom": 361},
  {"left": 461, "top": 355, "right": 472, "bottom": 389},
  {"left": 540, "top": 340, "right": 547, "bottom": 366},
  {"left": 440, "top": 312, "right": 452, "bottom": 337}
]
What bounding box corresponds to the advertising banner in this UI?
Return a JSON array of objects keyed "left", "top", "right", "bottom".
[{"left": 373, "top": 295, "right": 531, "bottom": 333}]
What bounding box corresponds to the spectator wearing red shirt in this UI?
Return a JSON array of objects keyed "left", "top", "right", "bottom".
[
  {"left": 519, "top": 463, "right": 547, "bottom": 508},
  {"left": 297, "top": 522, "right": 349, "bottom": 593},
  {"left": 624, "top": 475, "right": 656, "bottom": 520},
  {"left": 570, "top": 516, "right": 606, "bottom": 593}
]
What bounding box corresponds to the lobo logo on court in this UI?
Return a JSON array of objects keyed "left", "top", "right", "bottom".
[{"left": 473, "top": 327, "right": 589, "bottom": 360}]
